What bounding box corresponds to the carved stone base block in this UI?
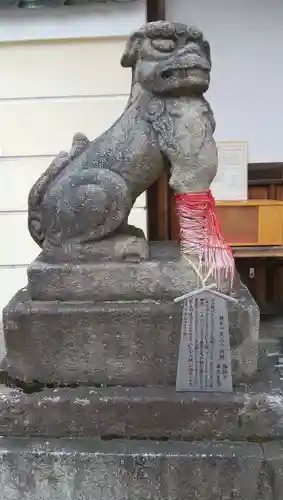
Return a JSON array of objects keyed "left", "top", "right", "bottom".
[
  {"left": 3, "top": 285, "right": 261, "bottom": 387},
  {"left": 3, "top": 243, "right": 260, "bottom": 387}
]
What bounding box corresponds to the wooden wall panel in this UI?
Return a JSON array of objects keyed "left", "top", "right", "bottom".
[{"left": 248, "top": 186, "right": 268, "bottom": 199}]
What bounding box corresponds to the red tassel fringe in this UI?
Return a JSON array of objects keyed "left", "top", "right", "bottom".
[{"left": 175, "top": 189, "right": 235, "bottom": 289}]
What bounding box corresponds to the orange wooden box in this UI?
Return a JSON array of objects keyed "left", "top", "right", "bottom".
[{"left": 216, "top": 200, "right": 283, "bottom": 247}]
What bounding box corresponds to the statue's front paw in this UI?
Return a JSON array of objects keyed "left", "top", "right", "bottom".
[{"left": 114, "top": 231, "right": 149, "bottom": 263}]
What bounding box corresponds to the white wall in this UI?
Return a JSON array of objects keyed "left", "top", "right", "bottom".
[
  {"left": 166, "top": 0, "right": 283, "bottom": 163},
  {"left": 0, "top": 1, "right": 145, "bottom": 42},
  {"left": 0, "top": 2, "right": 146, "bottom": 313}
]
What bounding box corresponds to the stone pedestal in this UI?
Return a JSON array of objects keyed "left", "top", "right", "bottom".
[
  {"left": 2, "top": 243, "right": 259, "bottom": 386},
  {"left": 0, "top": 242, "right": 274, "bottom": 499},
  {"left": 0, "top": 385, "right": 282, "bottom": 440}
]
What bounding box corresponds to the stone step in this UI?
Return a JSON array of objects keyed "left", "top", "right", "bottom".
[
  {"left": 0, "top": 438, "right": 266, "bottom": 499},
  {"left": 0, "top": 385, "right": 282, "bottom": 441}
]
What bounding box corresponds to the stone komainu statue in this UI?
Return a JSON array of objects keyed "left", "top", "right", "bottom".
[
  {"left": 28, "top": 21, "right": 217, "bottom": 261},
  {"left": 5, "top": 20, "right": 259, "bottom": 396}
]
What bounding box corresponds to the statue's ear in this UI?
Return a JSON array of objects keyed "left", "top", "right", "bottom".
[
  {"left": 120, "top": 34, "right": 142, "bottom": 68},
  {"left": 203, "top": 39, "right": 211, "bottom": 67}
]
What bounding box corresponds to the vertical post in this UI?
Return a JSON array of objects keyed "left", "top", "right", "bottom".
[
  {"left": 146, "top": 0, "right": 166, "bottom": 22},
  {"left": 146, "top": 0, "right": 169, "bottom": 242}
]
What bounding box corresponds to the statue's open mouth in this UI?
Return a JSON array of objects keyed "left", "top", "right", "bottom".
[
  {"left": 161, "top": 60, "right": 210, "bottom": 81},
  {"left": 161, "top": 64, "right": 209, "bottom": 80},
  {"left": 162, "top": 68, "right": 190, "bottom": 79}
]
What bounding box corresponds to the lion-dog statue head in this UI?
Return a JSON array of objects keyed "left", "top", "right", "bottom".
[{"left": 121, "top": 20, "right": 211, "bottom": 97}]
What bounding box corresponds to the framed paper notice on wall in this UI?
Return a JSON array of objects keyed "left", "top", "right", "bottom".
[{"left": 211, "top": 141, "right": 248, "bottom": 201}]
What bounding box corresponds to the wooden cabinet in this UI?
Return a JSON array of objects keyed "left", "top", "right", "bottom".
[{"left": 216, "top": 200, "right": 283, "bottom": 247}]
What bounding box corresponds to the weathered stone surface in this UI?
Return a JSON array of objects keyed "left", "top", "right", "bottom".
[
  {"left": 262, "top": 442, "right": 283, "bottom": 499},
  {"left": 3, "top": 291, "right": 180, "bottom": 386},
  {"left": 0, "top": 386, "right": 283, "bottom": 441},
  {"left": 238, "top": 390, "right": 283, "bottom": 438},
  {"left": 0, "top": 438, "right": 263, "bottom": 500},
  {"left": 27, "top": 244, "right": 195, "bottom": 302},
  {"left": 11, "top": 241, "right": 257, "bottom": 386},
  {"left": 226, "top": 272, "right": 259, "bottom": 383},
  {"left": 41, "top": 225, "right": 150, "bottom": 264},
  {"left": 3, "top": 284, "right": 262, "bottom": 386}
]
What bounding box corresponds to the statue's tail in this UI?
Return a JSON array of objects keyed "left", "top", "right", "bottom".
[{"left": 28, "top": 133, "right": 90, "bottom": 247}]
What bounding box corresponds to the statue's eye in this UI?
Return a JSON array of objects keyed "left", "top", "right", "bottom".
[{"left": 151, "top": 38, "right": 176, "bottom": 52}]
